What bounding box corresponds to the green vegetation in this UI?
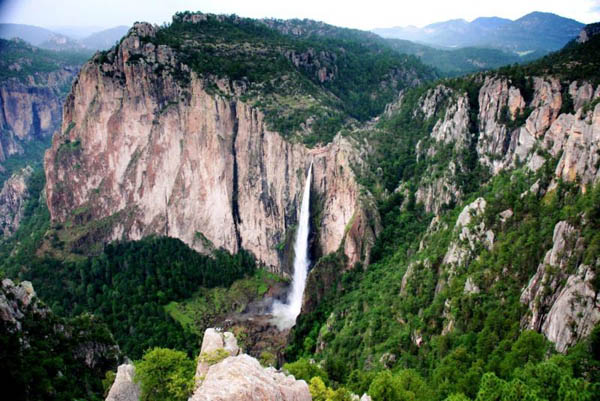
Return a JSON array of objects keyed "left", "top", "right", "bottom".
[
  {"left": 138, "top": 12, "right": 436, "bottom": 146},
  {"left": 284, "top": 35, "right": 600, "bottom": 399},
  {"left": 497, "top": 33, "right": 600, "bottom": 85},
  {"left": 0, "top": 297, "right": 118, "bottom": 401},
  {"left": 2, "top": 230, "right": 257, "bottom": 358},
  {"left": 165, "top": 269, "right": 284, "bottom": 336},
  {"left": 135, "top": 348, "right": 195, "bottom": 401},
  {"left": 386, "top": 39, "right": 545, "bottom": 77},
  {"left": 288, "top": 160, "right": 600, "bottom": 400},
  {"left": 199, "top": 348, "right": 231, "bottom": 365},
  {"left": 0, "top": 38, "right": 88, "bottom": 84},
  {"left": 0, "top": 137, "right": 50, "bottom": 189}
]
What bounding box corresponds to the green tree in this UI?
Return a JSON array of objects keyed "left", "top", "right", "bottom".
[
  {"left": 475, "top": 373, "right": 505, "bottom": 401},
  {"left": 444, "top": 394, "right": 472, "bottom": 401},
  {"left": 284, "top": 358, "right": 329, "bottom": 385},
  {"left": 135, "top": 348, "right": 195, "bottom": 401},
  {"left": 500, "top": 331, "right": 548, "bottom": 378},
  {"left": 369, "top": 371, "right": 401, "bottom": 401}
]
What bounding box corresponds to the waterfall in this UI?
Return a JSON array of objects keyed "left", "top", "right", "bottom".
[{"left": 271, "top": 163, "right": 312, "bottom": 330}]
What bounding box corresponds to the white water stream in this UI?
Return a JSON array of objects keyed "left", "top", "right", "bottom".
[{"left": 271, "top": 163, "right": 313, "bottom": 330}]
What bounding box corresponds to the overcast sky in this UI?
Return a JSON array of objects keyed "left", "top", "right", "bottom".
[{"left": 1, "top": 0, "right": 599, "bottom": 31}]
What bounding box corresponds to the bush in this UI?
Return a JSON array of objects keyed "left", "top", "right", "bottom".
[
  {"left": 284, "top": 358, "right": 329, "bottom": 385},
  {"left": 135, "top": 348, "right": 195, "bottom": 401}
]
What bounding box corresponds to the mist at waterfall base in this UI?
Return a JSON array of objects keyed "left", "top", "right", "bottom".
[{"left": 271, "top": 164, "right": 313, "bottom": 330}]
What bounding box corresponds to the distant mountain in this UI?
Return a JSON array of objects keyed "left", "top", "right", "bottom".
[
  {"left": 385, "top": 38, "right": 544, "bottom": 76},
  {"left": 489, "top": 12, "right": 585, "bottom": 51},
  {"left": 80, "top": 26, "right": 129, "bottom": 50},
  {"left": 0, "top": 23, "right": 129, "bottom": 51},
  {"left": 0, "top": 23, "right": 65, "bottom": 46},
  {"left": 49, "top": 25, "right": 105, "bottom": 39},
  {"left": 373, "top": 11, "right": 584, "bottom": 51}
]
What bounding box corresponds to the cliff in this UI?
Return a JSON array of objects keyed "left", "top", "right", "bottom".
[
  {"left": 0, "top": 39, "right": 81, "bottom": 170},
  {"left": 307, "top": 34, "right": 600, "bottom": 362},
  {"left": 1, "top": 278, "right": 120, "bottom": 400},
  {"left": 0, "top": 166, "right": 32, "bottom": 237},
  {"left": 44, "top": 21, "right": 380, "bottom": 272},
  {"left": 412, "top": 75, "right": 600, "bottom": 351},
  {"left": 105, "top": 328, "right": 311, "bottom": 401}
]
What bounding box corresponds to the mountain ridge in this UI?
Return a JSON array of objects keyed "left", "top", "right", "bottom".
[
  {"left": 373, "top": 11, "right": 584, "bottom": 51},
  {"left": 0, "top": 22, "right": 129, "bottom": 51}
]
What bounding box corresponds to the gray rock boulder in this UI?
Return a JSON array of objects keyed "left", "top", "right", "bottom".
[
  {"left": 190, "top": 354, "right": 311, "bottom": 401},
  {"left": 105, "top": 364, "right": 140, "bottom": 401},
  {"left": 190, "top": 328, "right": 310, "bottom": 401},
  {"left": 0, "top": 278, "right": 41, "bottom": 330},
  {"left": 194, "top": 328, "right": 240, "bottom": 382}
]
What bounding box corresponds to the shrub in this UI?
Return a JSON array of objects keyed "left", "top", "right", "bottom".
[{"left": 135, "top": 348, "right": 195, "bottom": 401}]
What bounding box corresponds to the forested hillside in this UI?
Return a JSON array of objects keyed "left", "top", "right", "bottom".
[
  {"left": 284, "top": 28, "right": 600, "bottom": 401},
  {"left": 1, "top": 10, "right": 600, "bottom": 401}
]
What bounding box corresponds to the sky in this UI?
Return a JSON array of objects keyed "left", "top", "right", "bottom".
[{"left": 0, "top": 0, "right": 599, "bottom": 31}]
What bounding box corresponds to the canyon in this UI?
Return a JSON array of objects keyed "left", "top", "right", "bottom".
[{"left": 44, "top": 21, "right": 379, "bottom": 273}]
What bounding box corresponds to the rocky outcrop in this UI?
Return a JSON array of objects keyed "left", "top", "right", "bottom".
[
  {"left": 442, "top": 197, "right": 493, "bottom": 267},
  {"left": 437, "top": 197, "right": 493, "bottom": 294},
  {"left": 194, "top": 328, "right": 240, "bottom": 382},
  {"left": 476, "top": 75, "right": 600, "bottom": 187},
  {"left": 541, "top": 101, "right": 600, "bottom": 189},
  {"left": 413, "top": 87, "right": 468, "bottom": 213},
  {"left": 577, "top": 22, "right": 600, "bottom": 43},
  {"left": 106, "top": 364, "right": 141, "bottom": 401},
  {"left": 520, "top": 221, "right": 600, "bottom": 352},
  {"left": 44, "top": 23, "right": 375, "bottom": 272},
  {"left": 0, "top": 166, "right": 32, "bottom": 237},
  {"left": 0, "top": 68, "right": 77, "bottom": 165},
  {"left": 284, "top": 49, "right": 337, "bottom": 83},
  {"left": 0, "top": 278, "right": 41, "bottom": 330},
  {"left": 190, "top": 328, "right": 311, "bottom": 401}
]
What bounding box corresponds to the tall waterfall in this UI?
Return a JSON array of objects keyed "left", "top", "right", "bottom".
[{"left": 271, "top": 163, "right": 312, "bottom": 330}]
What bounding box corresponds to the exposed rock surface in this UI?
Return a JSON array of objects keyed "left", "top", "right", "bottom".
[
  {"left": 194, "top": 328, "right": 240, "bottom": 382},
  {"left": 105, "top": 364, "right": 140, "bottom": 401},
  {"left": 442, "top": 197, "right": 493, "bottom": 267},
  {"left": 190, "top": 328, "right": 311, "bottom": 401},
  {"left": 577, "top": 22, "right": 600, "bottom": 43},
  {"left": 0, "top": 278, "right": 40, "bottom": 330},
  {"left": 436, "top": 197, "right": 493, "bottom": 294},
  {"left": 0, "top": 165, "right": 32, "bottom": 237},
  {"left": 410, "top": 75, "right": 600, "bottom": 353},
  {"left": 414, "top": 86, "right": 467, "bottom": 213},
  {"left": 520, "top": 221, "right": 600, "bottom": 352},
  {"left": 45, "top": 23, "right": 376, "bottom": 272},
  {"left": 0, "top": 68, "right": 77, "bottom": 165}
]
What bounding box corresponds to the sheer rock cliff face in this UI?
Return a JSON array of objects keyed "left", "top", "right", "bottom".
[
  {"left": 0, "top": 166, "right": 32, "bottom": 237},
  {"left": 520, "top": 221, "right": 600, "bottom": 352},
  {"left": 45, "top": 23, "right": 376, "bottom": 272},
  {"left": 0, "top": 69, "right": 76, "bottom": 166},
  {"left": 414, "top": 76, "right": 600, "bottom": 213},
  {"left": 415, "top": 77, "right": 600, "bottom": 350}
]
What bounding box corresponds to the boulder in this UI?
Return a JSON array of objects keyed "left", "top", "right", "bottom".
[
  {"left": 190, "top": 328, "right": 310, "bottom": 401},
  {"left": 105, "top": 364, "right": 141, "bottom": 401}
]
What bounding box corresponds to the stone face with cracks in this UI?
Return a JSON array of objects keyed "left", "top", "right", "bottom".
[
  {"left": 44, "top": 23, "right": 377, "bottom": 273},
  {"left": 521, "top": 221, "right": 600, "bottom": 352},
  {"left": 190, "top": 328, "right": 310, "bottom": 401},
  {"left": 105, "top": 364, "right": 140, "bottom": 401}
]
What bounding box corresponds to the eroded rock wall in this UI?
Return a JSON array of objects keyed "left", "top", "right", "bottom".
[
  {"left": 0, "top": 166, "right": 32, "bottom": 237},
  {"left": 0, "top": 69, "right": 76, "bottom": 165},
  {"left": 45, "top": 23, "right": 375, "bottom": 272}
]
